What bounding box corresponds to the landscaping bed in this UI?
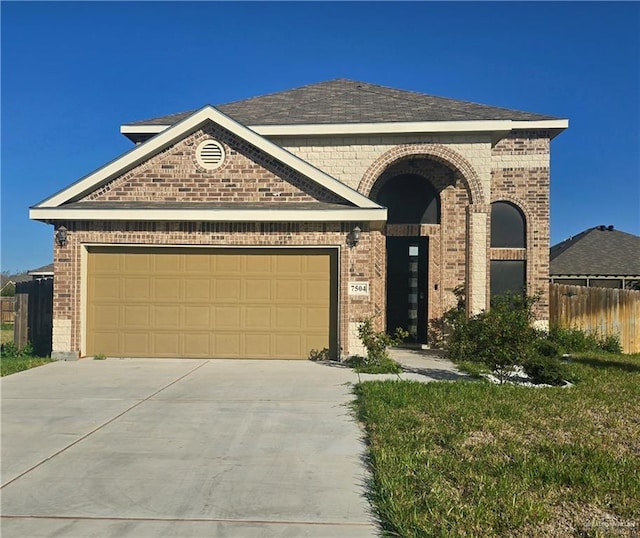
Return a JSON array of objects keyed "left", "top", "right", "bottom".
[{"left": 353, "top": 352, "right": 640, "bottom": 537}]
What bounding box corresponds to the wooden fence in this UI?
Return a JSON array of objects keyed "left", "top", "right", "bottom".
[
  {"left": 549, "top": 283, "right": 639, "bottom": 354},
  {"left": 14, "top": 279, "right": 53, "bottom": 357},
  {"left": 1, "top": 297, "right": 15, "bottom": 324}
]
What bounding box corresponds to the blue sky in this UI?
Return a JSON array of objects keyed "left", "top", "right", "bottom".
[{"left": 2, "top": 1, "right": 639, "bottom": 273}]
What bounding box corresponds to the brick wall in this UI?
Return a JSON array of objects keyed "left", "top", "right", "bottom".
[
  {"left": 86, "top": 125, "right": 344, "bottom": 205},
  {"left": 51, "top": 222, "right": 384, "bottom": 359}
]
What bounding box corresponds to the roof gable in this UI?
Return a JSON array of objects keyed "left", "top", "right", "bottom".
[
  {"left": 32, "top": 105, "right": 382, "bottom": 214},
  {"left": 550, "top": 226, "right": 640, "bottom": 276}
]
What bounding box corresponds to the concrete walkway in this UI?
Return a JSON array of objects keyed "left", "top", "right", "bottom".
[{"left": 1, "top": 354, "right": 463, "bottom": 537}]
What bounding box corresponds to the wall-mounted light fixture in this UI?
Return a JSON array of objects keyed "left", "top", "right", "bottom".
[
  {"left": 347, "top": 226, "right": 361, "bottom": 248},
  {"left": 55, "top": 226, "right": 68, "bottom": 247}
]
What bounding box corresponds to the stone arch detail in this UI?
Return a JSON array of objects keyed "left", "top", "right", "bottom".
[{"left": 358, "top": 144, "right": 485, "bottom": 205}]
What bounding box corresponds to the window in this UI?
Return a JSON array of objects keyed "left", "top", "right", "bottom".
[
  {"left": 375, "top": 174, "right": 440, "bottom": 224},
  {"left": 491, "top": 202, "right": 526, "bottom": 248},
  {"left": 490, "top": 260, "right": 526, "bottom": 297}
]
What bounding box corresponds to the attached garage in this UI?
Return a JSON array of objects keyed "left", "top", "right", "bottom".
[{"left": 86, "top": 247, "right": 338, "bottom": 359}]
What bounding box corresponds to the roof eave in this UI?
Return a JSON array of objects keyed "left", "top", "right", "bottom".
[
  {"left": 29, "top": 206, "right": 388, "bottom": 223},
  {"left": 121, "top": 118, "right": 569, "bottom": 140}
]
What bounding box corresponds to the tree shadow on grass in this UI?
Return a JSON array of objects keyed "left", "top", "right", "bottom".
[{"left": 573, "top": 355, "right": 640, "bottom": 374}]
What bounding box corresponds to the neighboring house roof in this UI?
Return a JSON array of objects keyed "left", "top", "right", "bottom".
[
  {"left": 30, "top": 105, "right": 386, "bottom": 223},
  {"left": 550, "top": 226, "right": 640, "bottom": 277},
  {"left": 126, "top": 79, "right": 558, "bottom": 127},
  {"left": 28, "top": 263, "right": 54, "bottom": 278},
  {"left": 1, "top": 263, "right": 54, "bottom": 289}
]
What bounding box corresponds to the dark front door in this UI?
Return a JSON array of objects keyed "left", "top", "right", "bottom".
[{"left": 386, "top": 236, "right": 428, "bottom": 343}]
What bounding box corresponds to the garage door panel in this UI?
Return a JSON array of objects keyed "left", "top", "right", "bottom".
[
  {"left": 153, "top": 305, "right": 180, "bottom": 328},
  {"left": 184, "top": 279, "right": 209, "bottom": 301},
  {"left": 276, "top": 307, "right": 302, "bottom": 329},
  {"left": 214, "top": 334, "right": 241, "bottom": 356},
  {"left": 184, "top": 333, "right": 211, "bottom": 356},
  {"left": 124, "top": 255, "right": 151, "bottom": 273},
  {"left": 275, "top": 255, "right": 303, "bottom": 273},
  {"left": 275, "top": 280, "right": 302, "bottom": 301},
  {"left": 123, "top": 332, "right": 150, "bottom": 355},
  {"left": 215, "top": 255, "right": 241, "bottom": 273},
  {"left": 154, "top": 254, "right": 181, "bottom": 273},
  {"left": 124, "top": 305, "right": 150, "bottom": 327},
  {"left": 244, "top": 279, "right": 272, "bottom": 301},
  {"left": 305, "top": 255, "right": 330, "bottom": 273},
  {"left": 214, "top": 279, "right": 241, "bottom": 300},
  {"left": 214, "top": 306, "right": 241, "bottom": 328},
  {"left": 153, "top": 333, "right": 180, "bottom": 355},
  {"left": 87, "top": 248, "right": 336, "bottom": 359},
  {"left": 306, "top": 308, "right": 329, "bottom": 329},
  {"left": 245, "top": 255, "right": 271, "bottom": 273},
  {"left": 184, "top": 306, "right": 211, "bottom": 328},
  {"left": 306, "top": 334, "right": 330, "bottom": 352},
  {"left": 92, "top": 305, "right": 120, "bottom": 327},
  {"left": 92, "top": 278, "right": 121, "bottom": 299},
  {"left": 124, "top": 279, "right": 150, "bottom": 299},
  {"left": 153, "top": 279, "right": 181, "bottom": 300},
  {"left": 245, "top": 306, "right": 271, "bottom": 328},
  {"left": 244, "top": 334, "right": 271, "bottom": 357},
  {"left": 275, "top": 334, "right": 302, "bottom": 358},
  {"left": 90, "top": 331, "right": 120, "bottom": 355},
  {"left": 185, "top": 254, "right": 212, "bottom": 274}
]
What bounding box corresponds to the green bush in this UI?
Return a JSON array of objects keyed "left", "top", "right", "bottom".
[
  {"left": 445, "top": 291, "right": 540, "bottom": 383},
  {"left": 523, "top": 355, "right": 569, "bottom": 385},
  {"left": 357, "top": 316, "right": 408, "bottom": 368},
  {"left": 345, "top": 354, "right": 402, "bottom": 374},
  {"left": 1, "top": 341, "right": 34, "bottom": 358},
  {"left": 547, "top": 326, "right": 622, "bottom": 354}
]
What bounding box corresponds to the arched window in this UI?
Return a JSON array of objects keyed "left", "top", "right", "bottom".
[
  {"left": 491, "top": 202, "right": 526, "bottom": 248},
  {"left": 375, "top": 174, "right": 440, "bottom": 224}
]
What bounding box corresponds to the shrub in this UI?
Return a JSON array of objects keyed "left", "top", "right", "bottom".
[
  {"left": 1, "top": 341, "right": 34, "bottom": 358},
  {"left": 523, "top": 355, "right": 569, "bottom": 385},
  {"left": 357, "top": 316, "right": 408, "bottom": 367},
  {"left": 308, "top": 348, "right": 330, "bottom": 361},
  {"left": 548, "top": 326, "right": 622, "bottom": 354}
]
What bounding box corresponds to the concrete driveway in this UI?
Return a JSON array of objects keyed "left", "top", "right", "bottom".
[{"left": 1, "top": 359, "right": 382, "bottom": 537}]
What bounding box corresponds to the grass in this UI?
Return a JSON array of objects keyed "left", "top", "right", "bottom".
[
  {"left": 353, "top": 352, "right": 640, "bottom": 537},
  {"left": 1, "top": 322, "right": 14, "bottom": 345},
  {"left": 1, "top": 355, "right": 54, "bottom": 376}
]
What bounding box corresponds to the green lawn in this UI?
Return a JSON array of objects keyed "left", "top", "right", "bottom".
[
  {"left": 353, "top": 353, "right": 640, "bottom": 537},
  {"left": 1, "top": 356, "right": 54, "bottom": 376},
  {"left": 1, "top": 322, "right": 13, "bottom": 345}
]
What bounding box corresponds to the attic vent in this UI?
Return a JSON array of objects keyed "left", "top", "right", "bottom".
[{"left": 196, "top": 139, "right": 226, "bottom": 170}]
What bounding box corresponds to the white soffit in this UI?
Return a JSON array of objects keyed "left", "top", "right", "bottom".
[{"left": 35, "top": 106, "right": 380, "bottom": 210}]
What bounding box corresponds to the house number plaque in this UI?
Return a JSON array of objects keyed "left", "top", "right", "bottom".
[{"left": 348, "top": 282, "right": 370, "bottom": 296}]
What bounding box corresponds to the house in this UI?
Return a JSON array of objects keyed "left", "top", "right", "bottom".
[
  {"left": 30, "top": 79, "right": 568, "bottom": 360},
  {"left": 550, "top": 225, "right": 640, "bottom": 289}
]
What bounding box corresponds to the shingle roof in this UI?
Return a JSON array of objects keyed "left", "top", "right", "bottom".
[
  {"left": 550, "top": 226, "right": 640, "bottom": 276},
  {"left": 125, "top": 79, "right": 558, "bottom": 127}
]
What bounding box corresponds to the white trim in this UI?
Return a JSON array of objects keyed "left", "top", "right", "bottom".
[
  {"left": 121, "top": 119, "right": 569, "bottom": 138},
  {"left": 36, "top": 106, "right": 380, "bottom": 210},
  {"left": 30, "top": 207, "right": 388, "bottom": 222}
]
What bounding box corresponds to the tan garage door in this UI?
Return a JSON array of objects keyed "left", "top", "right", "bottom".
[{"left": 86, "top": 247, "right": 337, "bottom": 359}]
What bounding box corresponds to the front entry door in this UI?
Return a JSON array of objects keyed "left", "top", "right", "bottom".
[{"left": 386, "top": 237, "right": 428, "bottom": 343}]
